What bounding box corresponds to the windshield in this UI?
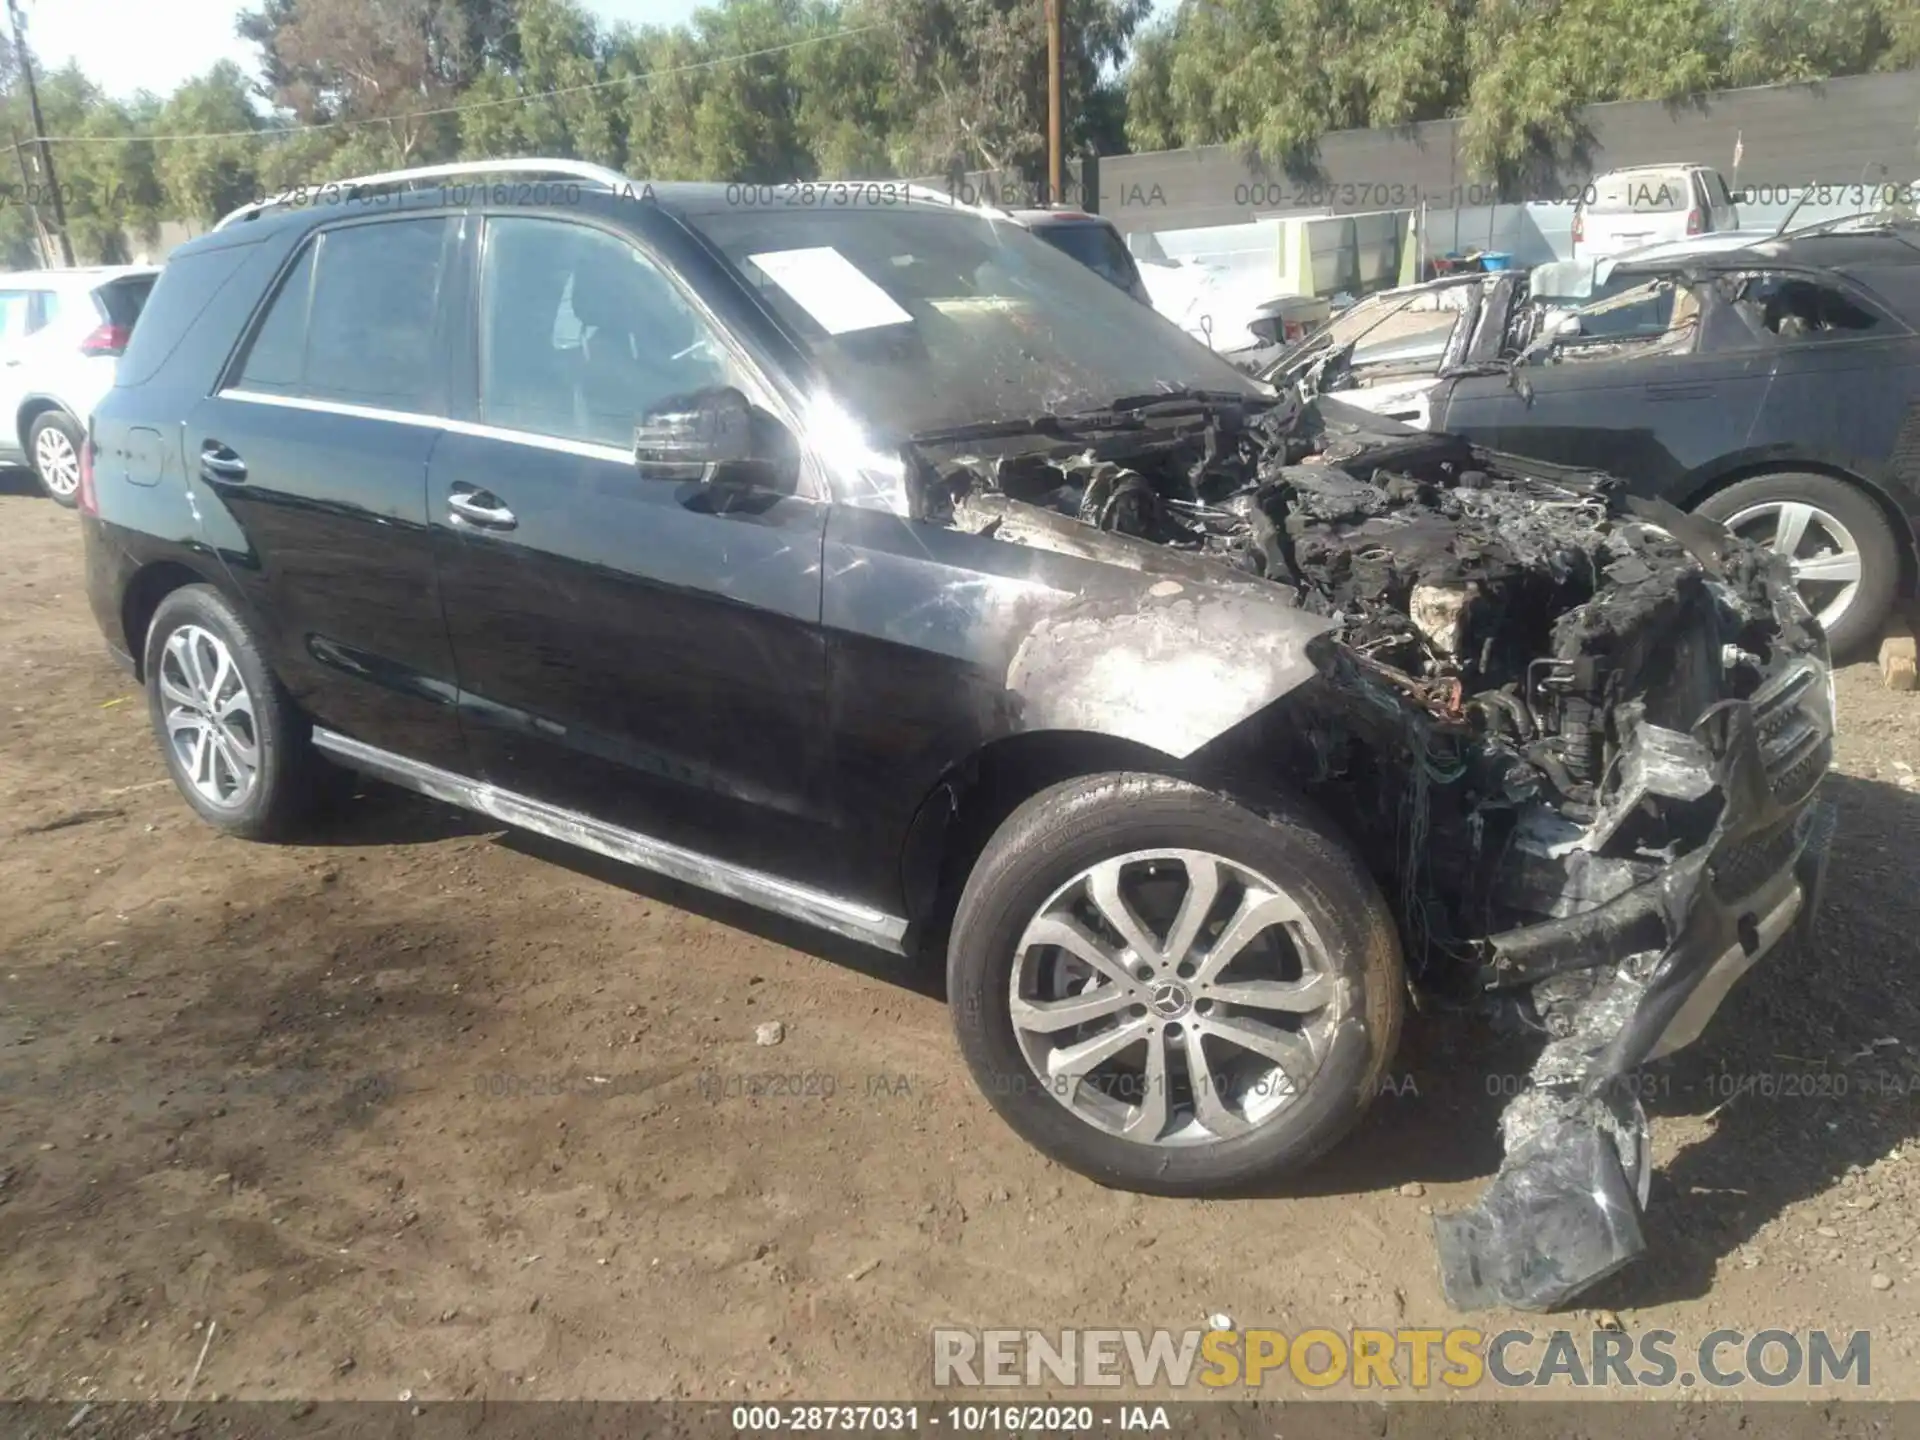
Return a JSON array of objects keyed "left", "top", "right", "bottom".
[
  {"left": 1029, "top": 221, "right": 1141, "bottom": 293},
  {"left": 1278, "top": 280, "right": 1477, "bottom": 375},
  {"left": 693, "top": 207, "right": 1258, "bottom": 437}
]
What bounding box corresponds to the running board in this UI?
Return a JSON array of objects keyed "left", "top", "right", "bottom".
[{"left": 311, "top": 728, "right": 909, "bottom": 955}]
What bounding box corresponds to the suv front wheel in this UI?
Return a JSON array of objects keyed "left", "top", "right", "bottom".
[
  {"left": 143, "top": 584, "right": 324, "bottom": 840},
  {"left": 948, "top": 773, "right": 1404, "bottom": 1195}
]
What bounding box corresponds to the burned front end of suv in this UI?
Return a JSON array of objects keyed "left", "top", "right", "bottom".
[{"left": 915, "top": 393, "right": 1834, "bottom": 1311}]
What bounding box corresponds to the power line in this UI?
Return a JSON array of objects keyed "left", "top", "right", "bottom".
[{"left": 27, "top": 22, "right": 886, "bottom": 148}]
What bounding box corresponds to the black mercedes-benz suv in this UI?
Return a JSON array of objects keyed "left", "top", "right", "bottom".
[{"left": 81, "top": 162, "right": 1834, "bottom": 1311}]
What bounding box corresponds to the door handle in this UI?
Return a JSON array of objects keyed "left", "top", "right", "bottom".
[
  {"left": 199, "top": 441, "right": 246, "bottom": 482},
  {"left": 448, "top": 485, "right": 517, "bottom": 530}
]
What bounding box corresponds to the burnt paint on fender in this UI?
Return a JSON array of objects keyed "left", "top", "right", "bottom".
[{"left": 819, "top": 500, "right": 1334, "bottom": 907}]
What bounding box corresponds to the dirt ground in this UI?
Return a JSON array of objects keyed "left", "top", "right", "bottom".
[{"left": 2, "top": 474, "right": 1917, "bottom": 1405}]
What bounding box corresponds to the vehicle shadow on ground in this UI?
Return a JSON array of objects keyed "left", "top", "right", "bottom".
[
  {"left": 0, "top": 464, "right": 44, "bottom": 498},
  {"left": 294, "top": 772, "right": 496, "bottom": 847},
  {"left": 499, "top": 828, "right": 948, "bottom": 1001}
]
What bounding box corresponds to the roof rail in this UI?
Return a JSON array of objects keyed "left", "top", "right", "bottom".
[{"left": 213, "top": 158, "right": 637, "bottom": 231}]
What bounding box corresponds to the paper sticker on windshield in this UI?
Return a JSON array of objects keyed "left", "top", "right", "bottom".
[{"left": 748, "top": 247, "right": 913, "bottom": 334}]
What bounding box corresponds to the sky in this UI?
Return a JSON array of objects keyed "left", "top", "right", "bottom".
[
  {"left": 20, "top": 0, "right": 707, "bottom": 103},
  {"left": 23, "top": 0, "right": 1181, "bottom": 108}
]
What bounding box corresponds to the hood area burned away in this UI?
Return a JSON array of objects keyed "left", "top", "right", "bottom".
[
  {"left": 912, "top": 393, "right": 1833, "bottom": 1312},
  {"left": 913, "top": 395, "right": 1815, "bottom": 931}
]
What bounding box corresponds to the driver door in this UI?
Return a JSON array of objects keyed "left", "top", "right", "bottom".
[{"left": 429, "top": 214, "right": 836, "bottom": 886}]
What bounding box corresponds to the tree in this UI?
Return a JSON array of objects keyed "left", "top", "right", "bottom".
[
  {"left": 459, "top": 0, "right": 624, "bottom": 164},
  {"left": 872, "top": 0, "right": 1148, "bottom": 179},
  {"left": 1458, "top": 0, "right": 1720, "bottom": 184},
  {"left": 154, "top": 63, "right": 265, "bottom": 225},
  {"left": 237, "top": 0, "right": 515, "bottom": 163}
]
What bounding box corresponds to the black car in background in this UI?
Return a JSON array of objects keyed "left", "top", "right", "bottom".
[
  {"left": 1272, "top": 222, "right": 1920, "bottom": 653},
  {"left": 1010, "top": 206, "right": 1154, "bottom": 305},
  {"left": 79, "top": 163, "right": 1834, "bottom": 1311}
]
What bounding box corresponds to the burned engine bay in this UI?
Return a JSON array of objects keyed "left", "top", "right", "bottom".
[{"left": 912, "top": 393, "right": 1834, "bottom": 1311}]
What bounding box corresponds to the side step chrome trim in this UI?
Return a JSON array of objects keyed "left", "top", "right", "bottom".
[{"left": 312, "top": 728, "right": 908, "bottom": 955}]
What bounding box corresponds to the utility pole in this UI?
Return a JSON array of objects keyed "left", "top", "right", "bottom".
[
  {"left": 6, "top": 0, "right": 73, "bottom": 265},
  {"left": 8, "top": 126, "right": 52, "bottom": 263},
  {"left": 1045, "top": 0, "right": 1063, "bottom": 205}
]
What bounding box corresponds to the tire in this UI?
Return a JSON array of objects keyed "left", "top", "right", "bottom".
[
  {"left": 142, "top": 584, "right": 324, "bottom": 841},
  {"left": 1694, "top": 471, "right": 1899, "bottom": 656},
  {"left": 27, "top": 410, "right": 84, "bottom": 509},
  {"left": 947, "top": 772, "right": 1403, "bottom": 1196}
]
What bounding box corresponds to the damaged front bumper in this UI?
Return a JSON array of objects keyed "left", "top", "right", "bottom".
[{"left": 1434, "top": 664, "right": 1835, "bottom": 1311}]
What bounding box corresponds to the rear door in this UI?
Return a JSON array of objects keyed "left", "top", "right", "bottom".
[
  {"left": 429, "top": 212, "right": 835, "bottom": 886},
  {"left": 0, "top": 285, "right": 54, "bottom": 457},
  {"left": 1439, "top": 276, "right": 1772, "bottom": 490},
  {"left": 188, "top": 213, "right": 470, "bottom": 770}
]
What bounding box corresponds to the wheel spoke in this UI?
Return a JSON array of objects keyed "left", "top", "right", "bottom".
[
  {"left": 158, "top": 667, "right": 198, "bottom": 711},
  {"left": 204, "top": 645, "right": 236, "bottom": 710},
  {"left": 1085, "top": 857, "right": 1163, "bottom": 962},
  {"left": 1793, "top": 551, "right": 1861, "bottom": 583},
  {"left": 1199, "top": 1013, "right": 1316, "bottom": 1093},
  {"left": 1046, "top": 1016, "right": 1151, "bottom": 1087},
  {"left": 1191, "top": 888, "right": 1304, "bottom": 987},
  {"left": 1120, "top": 1026, "right": 1171, "bottom": 1141},
  {"left": 1010, "top": 984, "right": 1136, "bottom": 1035},
  {"left": 1019, "top": 913, "right": 1137, "bottom": 990},
  {"left": 190, "top": 728, "right": 217, "bottom": 790},
  {"left": 1204, "top": 974, "right": 1333, "bottom": 1015},
  {"left": 164, "top": 706, "right": 203, "bottom": 741},
  {"left": 1188, "top": 1037, "right": 1252, "bottom": 1139},
  {"left": 1160, "top": 852, "right": 1221, "bottom": 965},
  {"left": 163, "top": 631, "right": 198, "bottom": 698},
  {"left": 1772, "top": 502, "right": 1814, "bottom": 558}
]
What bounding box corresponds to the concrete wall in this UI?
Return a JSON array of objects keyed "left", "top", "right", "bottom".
[{"left": 1096, "top": 68, "right": 1918, "bottom": 297}]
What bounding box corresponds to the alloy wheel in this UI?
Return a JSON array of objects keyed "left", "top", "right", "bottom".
[
  {"left": 34, "top": 425, "right": 80, "bottom": 498},
  {"left": 158, "top": 624, "right": 260, "bottom": 809},
  {"left": 1009, "top": 848, "right": 1338, "bottom": 1147},
  {"left": 1721, "top": 498, "right": 1862, "bottom": 634}
]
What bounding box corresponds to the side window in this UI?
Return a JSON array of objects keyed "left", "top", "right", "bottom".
[
  {"left": 479, "top": 216, "right": 731, "bottom": 448},
  {"left": 1724, "top": 272, "right": 1884, "bottom": 342},
  {"left": 234, "top": 217, "right": 454, "bottom": 412},
  {"left": 30, "top": 290, "right": 60, "bottom": 331},
  {"left": 0, "top": 290, "right": 32, "bottom": 343}
]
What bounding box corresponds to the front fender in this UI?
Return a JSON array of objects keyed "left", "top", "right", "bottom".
[{"left": 822, "top": 500, "right": 1334, "bottom": 906}]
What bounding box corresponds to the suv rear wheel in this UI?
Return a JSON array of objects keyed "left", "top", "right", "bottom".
[
  {"left": 142, "top": 585, "right": 324, "bottom": 840},
  {"left": 27, "top": 411, "right": 84, "bottom": 508},
  {"left": 947, "top": 772, "right": 1403, "bottom": 1195},
  {"left": 1695, "top": 471, "right": 1898, "bottom": 656}
]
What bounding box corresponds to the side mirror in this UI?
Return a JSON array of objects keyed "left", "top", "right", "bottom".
[
  {"left": 632, "top": 386, "right": 795, "bottom": 491},
  {"left": 1554, "top": 313, "right": 1584, "bottom": 339}
]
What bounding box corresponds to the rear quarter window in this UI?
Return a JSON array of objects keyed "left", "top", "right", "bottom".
[
  {"left": 116, "top": 246, "right": 257, "bottom": 387},
  {"left": 94, "top": 275, "right": 157, "bottom": 329}
]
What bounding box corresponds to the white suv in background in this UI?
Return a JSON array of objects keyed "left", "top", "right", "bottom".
[
  {"left": 0, "top": 266, "right": 158, "bottom": 507},
  {"left": 1571, "top": 164, "right": 1741, "bottom": 260}
]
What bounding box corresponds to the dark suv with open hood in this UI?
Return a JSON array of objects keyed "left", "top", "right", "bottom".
[{"left": 80, "top": 162, "right": 1833, "bottom": 1312}]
